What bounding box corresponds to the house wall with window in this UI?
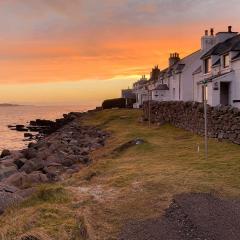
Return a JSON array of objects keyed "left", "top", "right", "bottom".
[
  {"left": 170, "top": 74, "right": 180, "bottom": 100},
  {"left": 197, "top": 28, "right": 240, "bottom": 107},
  {"left": 169, "top": 50, "right": 202, "bottom": 102},
  {"left": 151, "top": 89, "right": 170, "bottom": 101},
  {"left": 193, "top": 71, "right": 203, "bottom": 103},
  {"left": 231, "top": 58, "right": 240, "bottom": 108},
  {"left": 128, "top": 27, "right": 240, "bottom": 109}
]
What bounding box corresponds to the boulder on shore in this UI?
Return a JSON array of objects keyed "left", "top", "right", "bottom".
[
  {"left": 0, "top": 183, "right": 23, "bottom": 215},
  {"left": 0, "top": 149, "right": 11, "bottom": 158},
  {"left": 3, "top": 171, "right": 48, "bottom": 189}
]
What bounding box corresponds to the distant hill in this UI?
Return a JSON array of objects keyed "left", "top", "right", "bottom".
[{"left": 0, "top": 103, "right": 21, "bottom": 107}]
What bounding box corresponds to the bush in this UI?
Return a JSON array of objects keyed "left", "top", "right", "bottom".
[
  {"left": 102, "top": 98, "right": 126, "bottom": 109},
  {"left": 102, "top": 98, "right": 136, "bottom": 109}
]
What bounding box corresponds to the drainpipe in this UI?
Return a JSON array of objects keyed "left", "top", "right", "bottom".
[
  {"left": 148, "top": 89, "right": 151, "bottom": 127},
  {"left": 179, "top": 74, "right": 181, "bottom": 100},
  {"left": 202, "top": 80, "right": 208, "bottom": 161}
]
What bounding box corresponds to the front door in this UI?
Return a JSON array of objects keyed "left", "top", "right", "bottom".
[{"left": 220, "top": 82, "right": 230, "bottom": 105}]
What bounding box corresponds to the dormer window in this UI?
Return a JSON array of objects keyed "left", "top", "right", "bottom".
[
  {"left": 204, "top": 57, "right": 211, "bottom": 73},
  {"left": 223, "top": 54, "right": 230, "bottom": 68}
]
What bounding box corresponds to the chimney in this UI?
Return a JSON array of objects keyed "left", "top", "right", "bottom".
[
  {"left": 169, "top": 53, "right": 180, "bottom": 67},
  {"left": 201, "top": 28, "right": 215, "bottom": 51},
  {"left": 210, "top": 28, "right": 214, "bottom": 36},
  {"left": 215, "top": 26, "right": 238, "bottom": 43}
]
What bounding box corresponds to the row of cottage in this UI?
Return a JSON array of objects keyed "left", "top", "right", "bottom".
[{"left": 124, "top": 26, "right": 240, "bottom": 109}]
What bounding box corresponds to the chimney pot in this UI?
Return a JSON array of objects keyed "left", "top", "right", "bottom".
[
  {"left": 205, "top": 30, "right": 208, "bottom": 36},
  {"left": 228, "top": 26, "right": 232, "bottom": 32},
  {"left": 210, "top": 28, "right": 214, "bottom": 36}
]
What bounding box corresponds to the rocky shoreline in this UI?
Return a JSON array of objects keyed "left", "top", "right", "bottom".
[{"left": 0, "top": 110, "right": 109, "bottom": 215}]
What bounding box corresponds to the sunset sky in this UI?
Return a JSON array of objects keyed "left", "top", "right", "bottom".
[{"left": 1, "top": 0, "right": 240, "bottom": 105}]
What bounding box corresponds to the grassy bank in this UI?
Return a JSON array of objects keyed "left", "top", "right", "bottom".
[{"left": 1, "top": 109, "right": 240, "bottom": 239}]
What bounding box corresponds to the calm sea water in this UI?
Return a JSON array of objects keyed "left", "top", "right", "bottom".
[{"left": 0, "top": 105, "right": 93, "bottom": 151}]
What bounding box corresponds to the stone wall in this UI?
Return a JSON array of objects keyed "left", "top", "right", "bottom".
[{"left": 143, "top": 101, "right": 240, "bottom": 144}]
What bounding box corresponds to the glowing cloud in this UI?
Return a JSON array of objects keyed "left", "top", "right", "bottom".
[{"left": 0, "top": 0, "right": 240, "bottom": 104}]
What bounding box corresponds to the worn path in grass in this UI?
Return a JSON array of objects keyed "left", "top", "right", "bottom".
[{"left": 1, "top": 109, "right": 240, "bottom": 239}]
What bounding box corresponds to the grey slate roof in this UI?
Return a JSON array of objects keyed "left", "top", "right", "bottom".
[
  {"left": 201, "top": 34, "right": 240, "bottom": 59},
  {"left": 192, "top": 66, "right": 202, "bottom": 75},
  {"left": 154, "top": 84, "right": 169, "bottom": 90},
  {"left": 199, "top": 70, "right": 233, "bottom": 84},
  {"left": 232, "top": 52, "right": 240, "bottom": 61},
  {"left": 212, "top": 59, "right": 221, "bottom": 67}
]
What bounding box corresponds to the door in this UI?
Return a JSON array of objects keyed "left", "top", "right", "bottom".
[{"left": 220, "top": 82, "right": 230, "bottom": 105}]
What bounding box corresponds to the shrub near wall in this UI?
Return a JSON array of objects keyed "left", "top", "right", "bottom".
[
  {"left": 143, "top": 101, "right": 240, "bottom": 144},
  {"left": 102, "top": 98, "right": 136, "bottom": 109},
  {"left": 102, "top": 98, "right": 126, "bottom": 109}
]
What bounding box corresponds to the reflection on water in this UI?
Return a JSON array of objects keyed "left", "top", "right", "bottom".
[{"left": 0, "top": 105, "right": 93, "bottom": 151}]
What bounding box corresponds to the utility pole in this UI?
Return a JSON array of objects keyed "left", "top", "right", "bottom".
[{"left": 203, "top": 81, "right": 208, "bottom": 160}]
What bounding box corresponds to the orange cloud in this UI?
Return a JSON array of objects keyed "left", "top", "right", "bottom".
[{"left": 0, "top": 0, "right": 240, "bottom": 104}]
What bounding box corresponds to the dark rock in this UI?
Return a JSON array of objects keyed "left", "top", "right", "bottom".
[
  {"left": 16, "top": 125, "right": 28, "bottom": 132},
  {"left": 23, "top": 148, "right": 37, "bottom": 160},
  {"left": 0, "top": 166, "right": 17, "bottom": 181},
  {"left": 1, "top": 114, "right": 109, "bottom": 197},
  {"left": 0, "top": 183, "right": 19, "bottom": 193},
  {"left": 14, "top": 158, "right": 27, "bottom": 169},
  {"left": 3, "top": 171, "right": 48, "bottom": 189},
  {"left": 113, "top": 138, "right": 145, "bottom": 154},
  {"left": 44, "top": 168, "right": 58, "bottom": 181},
  {"left": 24, "top": 133, "right": 33, "bottom": 138},
  {"left": 79, "top": 156, "right": 91, "bottom": 165},
  {"left": 3, "top": 172, "right": 27, "bottom": 188},
  {"left": 26, "top": 171, "right": 48, "bottom": 185},
  {"left": 1, "top": 149, "right": 11, "bottom": 158},
  {"left": 20, "top": 158, "right": 44, "bottom": 174}
]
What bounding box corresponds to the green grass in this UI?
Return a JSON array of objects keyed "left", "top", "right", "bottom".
[
  {"left": 83, "top": 109, "right": 240, "bottom": 198},
  {"left": 0, "top": 184, "right": 87, "bottom": 240},
  {"left": 2, "top": 108, "right": 240, "bottom": 239}
]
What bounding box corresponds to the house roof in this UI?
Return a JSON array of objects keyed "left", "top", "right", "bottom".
[
  {"left": 198, "top": 70, "right": 233, "bottom": 84},
  {"left": 232, "top": 52, "right": 240, "bottom": 61},
  {"left": 177, "top": 64, "right": 186, "bottom": 72},
  {"left": 157, "top": 50, "right": 201, "bottom": 79},
  {"left": 192, "top": 66, "right": 202, "bottom": 75},
  {"left": 201, "top": 34, "right": 240, "bottom": 59},
  {"left": 212, "top": 59, "right": 221, "bottom": 67},
  {"left": 133, "top": 79, "right": 148, "bottom": 86},
  {"left": 154, "top": 84, "right": 169, "bottom": 90}
]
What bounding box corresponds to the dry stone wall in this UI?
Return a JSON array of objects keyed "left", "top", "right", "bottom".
[{"left": 143, "top": 101, "right": 240, "bottom": 144}]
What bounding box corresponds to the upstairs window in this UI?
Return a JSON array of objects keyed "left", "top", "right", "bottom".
[
  {"left": 223, "top": 54, "right": 230, "bottom": 68},
  {"left": 204, "top": 57, "right": 211, "bottom": 73}
]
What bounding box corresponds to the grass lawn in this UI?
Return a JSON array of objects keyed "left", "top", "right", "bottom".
[{"left": 1, "top": 109, "right": 240, "bottom": 239}]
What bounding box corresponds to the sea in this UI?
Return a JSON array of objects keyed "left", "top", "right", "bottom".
[{"left": 0, "top": 105, "right": 94, "bottom": 152}]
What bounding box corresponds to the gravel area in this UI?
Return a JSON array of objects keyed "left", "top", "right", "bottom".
[{"left": 119, "top": 193, "right": 240, "bottom": 240}]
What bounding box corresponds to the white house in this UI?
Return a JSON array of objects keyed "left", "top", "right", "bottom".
[
  {"left": 132, "top": 75, "right": 149, "bottom": 108},
  {"left": 129, "top": 26, "right": 240, "bottom": 109},
  {"left": 194, "top": 26, "right": 240, "bottom": 108},
  {"left": 151, "top": 84, "right": 170, "bottom": 101},
  {"left": 168, "top": 51, "right": 203, "bottom": 101}
]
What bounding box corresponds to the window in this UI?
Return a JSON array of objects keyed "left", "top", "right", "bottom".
[
  {"left": 223, "top": 54, "right": 230, "bottom": 68},
  {"left": 204, "top": 57, "right": 211, "bottom": 73},
  {"left": 202, "top": 85, "right": 208, "bottom": 102}
]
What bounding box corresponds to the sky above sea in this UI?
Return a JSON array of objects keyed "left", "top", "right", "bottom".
[{"left": 1, "top": 0, "right": 240, "bottom": 105}]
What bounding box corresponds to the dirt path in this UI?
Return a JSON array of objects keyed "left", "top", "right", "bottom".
[{"left": 119, "top": 193, "right": 240, "bottom": 240}]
